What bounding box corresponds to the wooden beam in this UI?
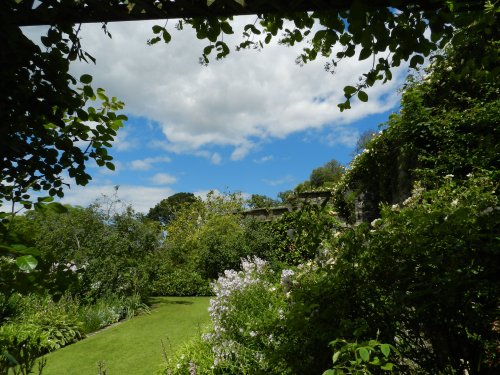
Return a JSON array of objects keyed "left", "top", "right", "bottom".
[{"left": 11, "top": 0, "right": 453, "bottom": 27}]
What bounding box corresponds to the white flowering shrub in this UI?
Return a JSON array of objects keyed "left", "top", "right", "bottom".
[
  {"left": 204, "top": 257, "right": 291, "bottom": 374},
  {"left": 162, "top": 257, "right": 293, "bottom": 374}
]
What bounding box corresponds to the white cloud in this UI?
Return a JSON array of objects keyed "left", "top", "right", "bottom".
[
  {"left": 112, "top": 128, "right": 137, "bottom": 151},
  {"left": 230, "top": 142, "right": 255, "bottom": 161},
  {"left": 193, "top": 189, "right": 222, "bottom": 201},
  {"left": 59, "top": 184, "right": 174, "bottom": 213},
  {"left": 194, "top": 189, "right": 250, "bottom": 202},
  {"left": 149, "top": 172, "right": 177, "bottom": 185},
  {"left": 67, "top": 19, "right": 406, "bottom": 161},
  {"left": 129, "top": 156, "right": 171, "bottom": 171},
  {"left": 253, "top": 155, "right": 274, "bottom": 164},
  {"left": 263, "top": 175, "right": 295, "bottom": 186},
  {"left": 210, "top": 153, "right": 222, "bottom": 165},
  {"left": 324, "top": 128, "right": 360, "bottom": 148},
  {"left": 98, "top": 160, "right": 124, "bottom": 175}
]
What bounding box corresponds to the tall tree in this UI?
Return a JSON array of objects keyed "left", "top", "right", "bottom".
[
  {"left": 147, "top": 193, "right": 198, "bottom": 225},
  {"left": 310, "top": 159, "right": 345, "bottom": 188},
  {"left": 247, "top": 194, "right": 280, "bottom": 209}
]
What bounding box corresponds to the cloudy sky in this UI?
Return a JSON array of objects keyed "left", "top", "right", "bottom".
[{"left": 25, "top": 18, "right": 409, "bottom": 212}]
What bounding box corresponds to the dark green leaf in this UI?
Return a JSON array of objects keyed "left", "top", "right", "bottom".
[
  {"left": 2, "top": 351, "right": 18, "bottom": 366},
  {"left": 37, "top": 196, "right": 54, "bottom": 203},
  {"left": 204, "top": 45, "right": 214, "bottom": 55},
  {"left": 83, "top": 85, "right": 94, "bottom": 98},
  {"left": 80, "top": 74, "right": 93, "bottom": 84},
  {"left": 359, "top": 48, "right": 372, "bottom": 60},
  {"left": 221, "top": 22, "right": 234, "bottom": 35},
  {"left": 152, "top": 25, "right": 163, "bottom": 34},
  {"left": 358, "top": 91, "right": 369, "bottom": 102},
  {"left": 196, "top": 28, "right": 207, "bottom": 40},
  {"left": 76, "top": 108, "right": 89, "bottom": 121},
  {"left": 162, "top": 30, "right": 172, "bottom": 43},
  {"left": 148, "top": 36, "right": 161, "bottom": 45},
  {"left": 410, "top": 54, "right": 425, "bottom": 68},
  {"left": 344, "top": 86, "right": 357, "bottom": 96},
  {"left": 41, "top": 36, "right": 51, "bottom": 47},
  {"left": 7, "top": 244, "right": 40, "bottom": 256}
]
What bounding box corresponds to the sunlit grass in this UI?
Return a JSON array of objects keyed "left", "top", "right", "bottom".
[{"left": 41, "top": 297, "right": 211, "bottom": 375}]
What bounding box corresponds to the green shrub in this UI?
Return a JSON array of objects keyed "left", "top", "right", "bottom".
[
  {"left": 182, "top": 173, "right": 499, "bottom": 375},
  {"left": 323, "top": 338, "right": 400, "bottom": 375},
  {"left": 152, "top": 268, "right": 212, "bottom": 297},
  {"left": 358, "top": 173, "right": 500, "bottom": 373},
  {"left": 29, "top": 204, "right": 160, "bottom": 302},
  {"left": 0, "top": 292, "right": 22, "bottom": 325},
  {"left": 191, "top": 258, "right": 292, "bottom": 374},
  {"left": 78, "top": 299, "right": 121, "bottom": 334},
  {"left": 0, "top": 323, "right": 50, "bottom": 375},
  {"left": 196, "top": 214, "right": 248, "bottom": 280},
  {"left": 241, "top": 218, "right": 280, "bottom": 264},
  {"left": 78, "top": 294, "right": 149, "bottom": 334},
  {"left": 12, "top": 294, "right": 84, "bottom": 350},
  {"left": 160, "top": 333, "right": 216, "bottom": 375},
  {"left": 281, "top": 173, "right": 499, "bottom": 374},
  {"left": 269, "top": 202, "right": 340, "bottom": 265},
  {"left": 159, "top": 191, "right": 285, "bottom": 288}
]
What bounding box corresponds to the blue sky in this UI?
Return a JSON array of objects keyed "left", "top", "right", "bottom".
[
  {"left": 24, "top": 18, "right": 408, "bottom": 212},
  {"left": 89, "top": 110, "right": 391, "bottom": 196}
]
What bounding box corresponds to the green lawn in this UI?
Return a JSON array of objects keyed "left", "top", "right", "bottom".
[{"left": 41, "top": 297, "right": 211, "bottom": 375}]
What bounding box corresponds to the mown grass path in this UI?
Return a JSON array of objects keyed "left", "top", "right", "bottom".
[{"left": 42, "top": 297, "right": 211, "bottom": 375}]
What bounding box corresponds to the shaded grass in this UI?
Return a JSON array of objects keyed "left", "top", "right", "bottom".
[{"left": 41, "top": 297, "right": 211, "bottom": 375}]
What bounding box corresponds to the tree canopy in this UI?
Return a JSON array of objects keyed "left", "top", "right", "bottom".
[
  {"left": 246, "top": 194, "right": 280, "bottom": 209},
  {"left": 310, "top": 159, "right": 344, "bottom": 188},
  {"left": 1, "top": 0, "right": 497, "bottom": 226},
  {"left": 147, "top": 192, "right": 198, "bottom": 225},
  {"left": 0, "top": 11, "right": 127, "bottom": 211}
]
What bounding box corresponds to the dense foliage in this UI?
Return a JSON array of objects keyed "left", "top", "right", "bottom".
[
  {"left": 5, "top": 202, "right": 160, "bottom": 302},
  {"left": 147, "top": 192, "right": 198, "bottom": 225},
  {"left": 247, "top": 194, "right": 281, "bottom": 209},
  {"left": 151, "top": 191, "right": 281, "bottom": 296},
  {"left": 310, "top": 160, "right": 345, "bottom": 189},
  {"left": 331, "top": 20, "right": 499, "bottom": 223},
  {"left": 1, "top": 3, "right": 498, "bottom": 374},
  {"left": 0, "top": 196, "right": 156, "bottom": 374},
  {"left": 162, "top": 17, "right": 499, "bottom": 375}
]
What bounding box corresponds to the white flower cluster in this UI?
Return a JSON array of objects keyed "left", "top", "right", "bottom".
[
  {"left": 401, "top": 183, "right": 425, "bottom": 207},
  {"left": 372, "top": 218, "right": 383, "bottom": 228},
  {"left": 207, "top": 257, "right": 271, "bottom": 367},
  {"left": 280, "top": 269, "right": 295, "bottom": 294},
  {"left": 210, "top": 257, "right": 267, "bottom": 304}
]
